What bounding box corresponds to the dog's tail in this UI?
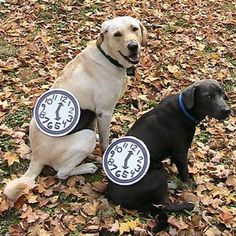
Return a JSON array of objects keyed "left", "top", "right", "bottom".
[
  {"left": 148, "top": 202, "right": 195, "bottom": 233},
  {"left": 4, "top": 159, "right": 44, "bottom": 203},
  {"left": 162, "top": 202, "right": 194, "bottom": 212}
]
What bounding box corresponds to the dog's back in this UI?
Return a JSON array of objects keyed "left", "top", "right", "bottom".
[{"left": 127, "top": 94, "right": 195, "bottom": 164}]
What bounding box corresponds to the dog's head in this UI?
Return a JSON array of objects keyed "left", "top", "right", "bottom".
[
  {"left": 97, "top": 16, "right": 147, "bottom": 68},
  {"left": 182, "top": 80, "right": 230, "bottom": 121}
]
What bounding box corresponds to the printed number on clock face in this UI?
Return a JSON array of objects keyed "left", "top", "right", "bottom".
[
  {"left": 103, "top": 136, "right": 150, "bottom": 185},
  {"left": 34, "top": 89, "right": 80, "bottom": 137}
]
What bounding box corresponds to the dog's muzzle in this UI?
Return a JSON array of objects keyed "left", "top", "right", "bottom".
[
  {"left": 119, "top": 41, "right": 140, "bottom": 64},
  {"left": 219, "top": 107, "right": 230, "bottom": 119}
]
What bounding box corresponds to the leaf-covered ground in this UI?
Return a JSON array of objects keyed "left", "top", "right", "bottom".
[{"left": 0, "top": 0, "right": 235, "bottom": 235}]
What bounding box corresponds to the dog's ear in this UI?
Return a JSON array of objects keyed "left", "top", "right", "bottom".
[
  {"left": 182, "top": 85, "right": 197, "bottom": 109},
  {"left": 96, "top": 20, "right": 110, "bottom": 46},
  {"left": 139, "top": 23, "right": 148, "bottom": 46}
]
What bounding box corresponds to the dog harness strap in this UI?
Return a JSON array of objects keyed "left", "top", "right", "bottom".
[
  {"left": 178, "top": 93, "right": 199, "bottom": 124},
  {"left": 97, "top": 44, "right": 135, "bottom": 76}
]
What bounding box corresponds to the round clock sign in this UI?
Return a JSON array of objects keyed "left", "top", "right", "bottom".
[
  {"left": 34, "top": 89, "right": 80, "bottom": 137},
  {"left": 103, "top": 136, "right": 150, "bottom": 185}
]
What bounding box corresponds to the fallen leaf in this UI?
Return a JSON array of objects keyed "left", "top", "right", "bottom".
[
  {"left": 219, "top": 211, "right": 233, "bottom": 222},
  {"left": 180, "top": 191, "right": 200, "bottom": 203},
  {"left": 3, "top": 152, "right": 19, "bottom": 166},
  {"left": 168, "top": 216, "right": 189, "bottom": 230}
]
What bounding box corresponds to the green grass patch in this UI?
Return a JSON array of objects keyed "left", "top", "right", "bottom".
[
  {"left": 58, "top": 192, "right": 79, "bottom": 203},
  {"left": 0, "top": 159, "right": 30, "bottom": 183},
  {"left": 122, "top": 121, "right": 129, "bottom": 133},
  {"left": 0, "top": 136, "right": 14, "bottom": 152},
  {"left": 147, "top": 100, "right": 156, "bottom": 109},
  {"left": 85, "top": 169, "right": 103, "bottom": 183},
  {"left": 223, "top": 2, "right": 235, "bottom": 11},
  {"left": 196, "top": 130, "right": 211, "bottom": 143},
  {"left": 37, "top": 11, "right": 53, "bottom": 20},
  {"left": 0, "top": 208, "right": 20, "bottom": 235},
  {"left": 223, "top": 52, "right": 236, "bottom": 66},
  {"left": 204, "top": 44, "right": 217, "bottom": 53},
  {"left": 79, "top": 39, "right": 88, "bottom": 49},
  {"left": 115, "top": 104, "right": 130, "bottom": 112},
  {"left": 0, "top": 40, "right": 17, "bottom": 60},
  {"left": 175, "top": 18, "right": 189, "bottom": 27},
  {"left": 79, "top": 4, "right": 102, "bottom": 17},
  {"left": 3, "top": 106, "right": 31, "bottom": 128},
  {"left": 222, "top": 79, "right": 236, "bottom": 92},
  {"left": 163, "top": 24, "right": 177, "bottom": 33},
  {"left": 43, "top": 206, "right": 55, "bottom": 217}
]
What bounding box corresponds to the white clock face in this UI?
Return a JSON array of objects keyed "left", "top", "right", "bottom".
[
  {"left": 34, "top": 89, "right": 80, "bottom": 137},
  {"left": 103, "top": 136, "right": 150, "bottom": 185}
]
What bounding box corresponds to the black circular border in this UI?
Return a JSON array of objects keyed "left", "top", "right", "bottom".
[
  {"left": 34, "top": 89, "right": 80, "bottom": 136},
  {"left": 103, "top": 137, "right": 149, "bottom": 185}
]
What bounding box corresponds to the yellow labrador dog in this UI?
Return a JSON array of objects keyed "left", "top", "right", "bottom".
[{"left": 4, "top": 16, "right": 147, "bottom": 202}]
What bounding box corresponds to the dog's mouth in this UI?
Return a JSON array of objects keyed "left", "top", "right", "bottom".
[
  {"left": 119, "top": 51, "right": 140, "bottom": 64},
  {"left": 211, "top": 109, "right": 230, "bottom": 121}
]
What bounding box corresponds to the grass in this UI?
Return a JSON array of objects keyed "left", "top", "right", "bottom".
[
  {"left": 0, "top": 208, "right": 20, "bottom": 235},
  {"left": 0, "top": 159, "right": 30, "bottom": 183},
  {"left": 222, "top": 79, "right": 236, "bottom": 92},
  {"left": 204, "top": 44, "right": 217, "bottom": 54},
  {"left": 175, "top": 18, "right": 189, "bottom": 27},
  {"left": 122, "top": 121, "right": 130, "bottom": 133},
  {"left": 0, "top": 136, "right": 14, "bottom": 152},
  {"left": 223, "top": 52, "right": 236, "bottom": 67},
  {"left": 163, "top": 24, "right": 177, "bottom": 33},
  {"left": 196, "top": 130, "right": 211, "bottom": 143},
  {"left": 85, "top": 169, "right": 103, "bottom": 183},
  {"left": 0, "top": 40, "right": 17, "bottom": 60},
  {"left": 79, "top": 4, "right": 102, "bottom": 17},
  {"left": 115, "top": 104, "right": 130, "bottom": 112},
  {"left": 3, "top": 106, "right": 31, "bottom": 128}
]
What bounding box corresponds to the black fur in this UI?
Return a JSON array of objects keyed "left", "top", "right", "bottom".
[
  {"left": 107, "top": 80, "right": 230, "bottom": 232},
  {"left": 69, "top": 109, "right": 96, "bottom": 134}
]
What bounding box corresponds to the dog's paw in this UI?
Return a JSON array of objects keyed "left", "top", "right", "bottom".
[
  {"left": 57, "top": 172, "right": 68, "bottom": 180},
  {"left": 82, "top": 163, "right": 98, "bottom": 174}
]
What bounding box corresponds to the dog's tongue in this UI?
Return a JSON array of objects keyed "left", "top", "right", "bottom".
[{"left": 128, "top": 54, "right": 139, "bottom": 63}]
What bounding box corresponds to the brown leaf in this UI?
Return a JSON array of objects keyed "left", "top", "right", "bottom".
[
  {"left": 108, "top": 220, "right": 119, "bottom": 233},
  {"left": 180, "top": 191, "right": 200, "bottom": 204},
  {"left": 0, "top": 198, "right": 9, "bottom": 212},
  {"left": 219, "top": 211, "right": 233, "bottom": 222},
  {"left": 168, "top": 216, "right": 189, "bottom": 230},
  {"left": 20, "top": 206, "right": 39, "bottom": 223},
  {"left": 191, "top": 215, "right": 201, "bottom": 227},
  {"left": 226, "top": 176, "right": 236, "bottom": 190},
  {"left": 92, "top": 181, "right": 107, "bottom": 193},
  {"left": 204, "top": 226, "right": 221, "bottom": 236},
  {"left": 3, "top": 152, "right": 19, "bottom": 166},
  {"left": 82, "top": 200, "right": 99, "bottom": 216}
]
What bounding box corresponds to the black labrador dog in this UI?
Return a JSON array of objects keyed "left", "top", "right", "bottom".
[{"left": 107, "top": 79, "right": 230, "bottom": 232}]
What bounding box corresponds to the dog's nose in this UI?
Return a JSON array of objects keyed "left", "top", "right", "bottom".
[
  {"left": 221, "top": 107, "right": 230, "bottom": 116},
  {"left": 127, "top": 42, "right": 138, "bottom": 52}
]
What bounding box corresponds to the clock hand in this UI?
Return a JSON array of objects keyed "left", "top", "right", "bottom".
[
  {"left": 55, "top": 102, "right": 64, "bottom": 121},
  {"left": 122, "top": 150, "right": 133, "bottom": 169}
]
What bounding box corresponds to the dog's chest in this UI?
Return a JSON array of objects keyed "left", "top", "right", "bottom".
[{"left": 95, "top": 74, "right": 127, "bottom": 109}]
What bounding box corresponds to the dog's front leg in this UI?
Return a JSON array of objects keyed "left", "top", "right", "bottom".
[
  {"left": 172, "top": 152, "right": 191, "bottom": 183},
  {"left": 97, "top": 111, "right": 112, "bottom": 153}
]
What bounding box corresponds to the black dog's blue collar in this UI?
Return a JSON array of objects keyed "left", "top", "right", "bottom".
[
  {"left": 97, "top": 44, "right": 135, "bottom": 76},
  {"left": 178, "top": 93, "right": 198, "bottom": 124}
]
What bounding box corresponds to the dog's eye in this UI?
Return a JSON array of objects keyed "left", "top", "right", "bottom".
[
  {"left": 114, "top": 32, "right": 122, "bottom": 37},
  {"left": 207, "top": 94, "right": 215, "bottom": 99},
  {"left": 132, "top": 27, "right": 139, "bottom": 32}
]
